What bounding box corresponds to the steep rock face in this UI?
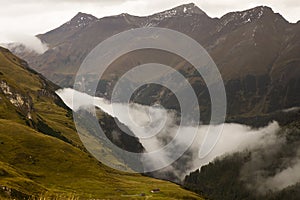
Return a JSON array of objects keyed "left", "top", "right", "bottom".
[{"left": 8, "top": 4, "right": 300, "bottom": 121}]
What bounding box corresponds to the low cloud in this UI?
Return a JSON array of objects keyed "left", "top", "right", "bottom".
[
  {"left": 240, "top": 128, "right": 300, "bottom": 194},
  {"left": 3, "top": 34, "right": 48, "bottom": 54},
  {"left": 263, "top": 157, "right": 300, "bottom": 191},
  {"left": 56, "top": 88, "right": 284, "bottom": 185}
]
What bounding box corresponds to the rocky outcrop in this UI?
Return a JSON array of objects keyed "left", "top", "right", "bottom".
[{"left": 0, "top": 80, "right": 33, "bottom": 119}]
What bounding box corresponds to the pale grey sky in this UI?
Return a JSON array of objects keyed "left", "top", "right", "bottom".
[{"left": 0, "top": 0, "right": 299, "bottom": 43}]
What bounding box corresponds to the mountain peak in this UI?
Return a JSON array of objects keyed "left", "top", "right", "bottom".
[
  {"left": 171, "top": 3, "right": 206, "bottom": 15},
  {"left": 65, "top": 12, "right": 98, "bottom": 28},
  {"left": 177, "top": 3, "right": 205, "bottom": 14},
  {"left": 219, "top": 5, "right": 279, "bottom": 27},
  {"left": 148, "top": 2, "right": 206, "bottom": 21},
  {"left": 237, "top": 6, "right": 289, "bottom": 23},
  {"left": 248, "top": 6, "right": 274, "bottom": 16},
  {"left": 70, "top": 12, "right": 97, "bottom": 22}
]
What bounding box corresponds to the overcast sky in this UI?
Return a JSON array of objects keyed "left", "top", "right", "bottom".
[{"left": 0, "top": 0, "right": 299, "bottom": 43}]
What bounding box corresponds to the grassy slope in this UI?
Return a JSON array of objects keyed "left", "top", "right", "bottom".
[{"left": 0, "top": 47, "right": 202, "bottom": 199}]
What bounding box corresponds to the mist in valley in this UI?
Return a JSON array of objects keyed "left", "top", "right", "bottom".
[{"left": 55, "top": 88, "right": 300, "bottom": 193}]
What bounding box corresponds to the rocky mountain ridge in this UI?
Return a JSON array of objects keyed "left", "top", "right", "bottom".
[{"left": 7, "top": 3, "right": 300, "bottom": 122}]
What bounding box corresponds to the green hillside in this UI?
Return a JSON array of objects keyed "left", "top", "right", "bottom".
[{"left": 0, "top": 47, "right": 202, "bottom": 200}]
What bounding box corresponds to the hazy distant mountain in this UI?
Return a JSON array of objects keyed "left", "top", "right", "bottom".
[{"left": 10, "top": 3, "right": 300, "bottom": 122}]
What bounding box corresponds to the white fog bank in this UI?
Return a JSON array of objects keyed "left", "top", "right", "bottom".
[{"left": 55, "top": 88, "right": 300, "bottom": 192}]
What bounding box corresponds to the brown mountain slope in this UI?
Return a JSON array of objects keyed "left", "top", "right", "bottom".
[{"left": 9, "top": 3, "right": 300, "bottom": 121}]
